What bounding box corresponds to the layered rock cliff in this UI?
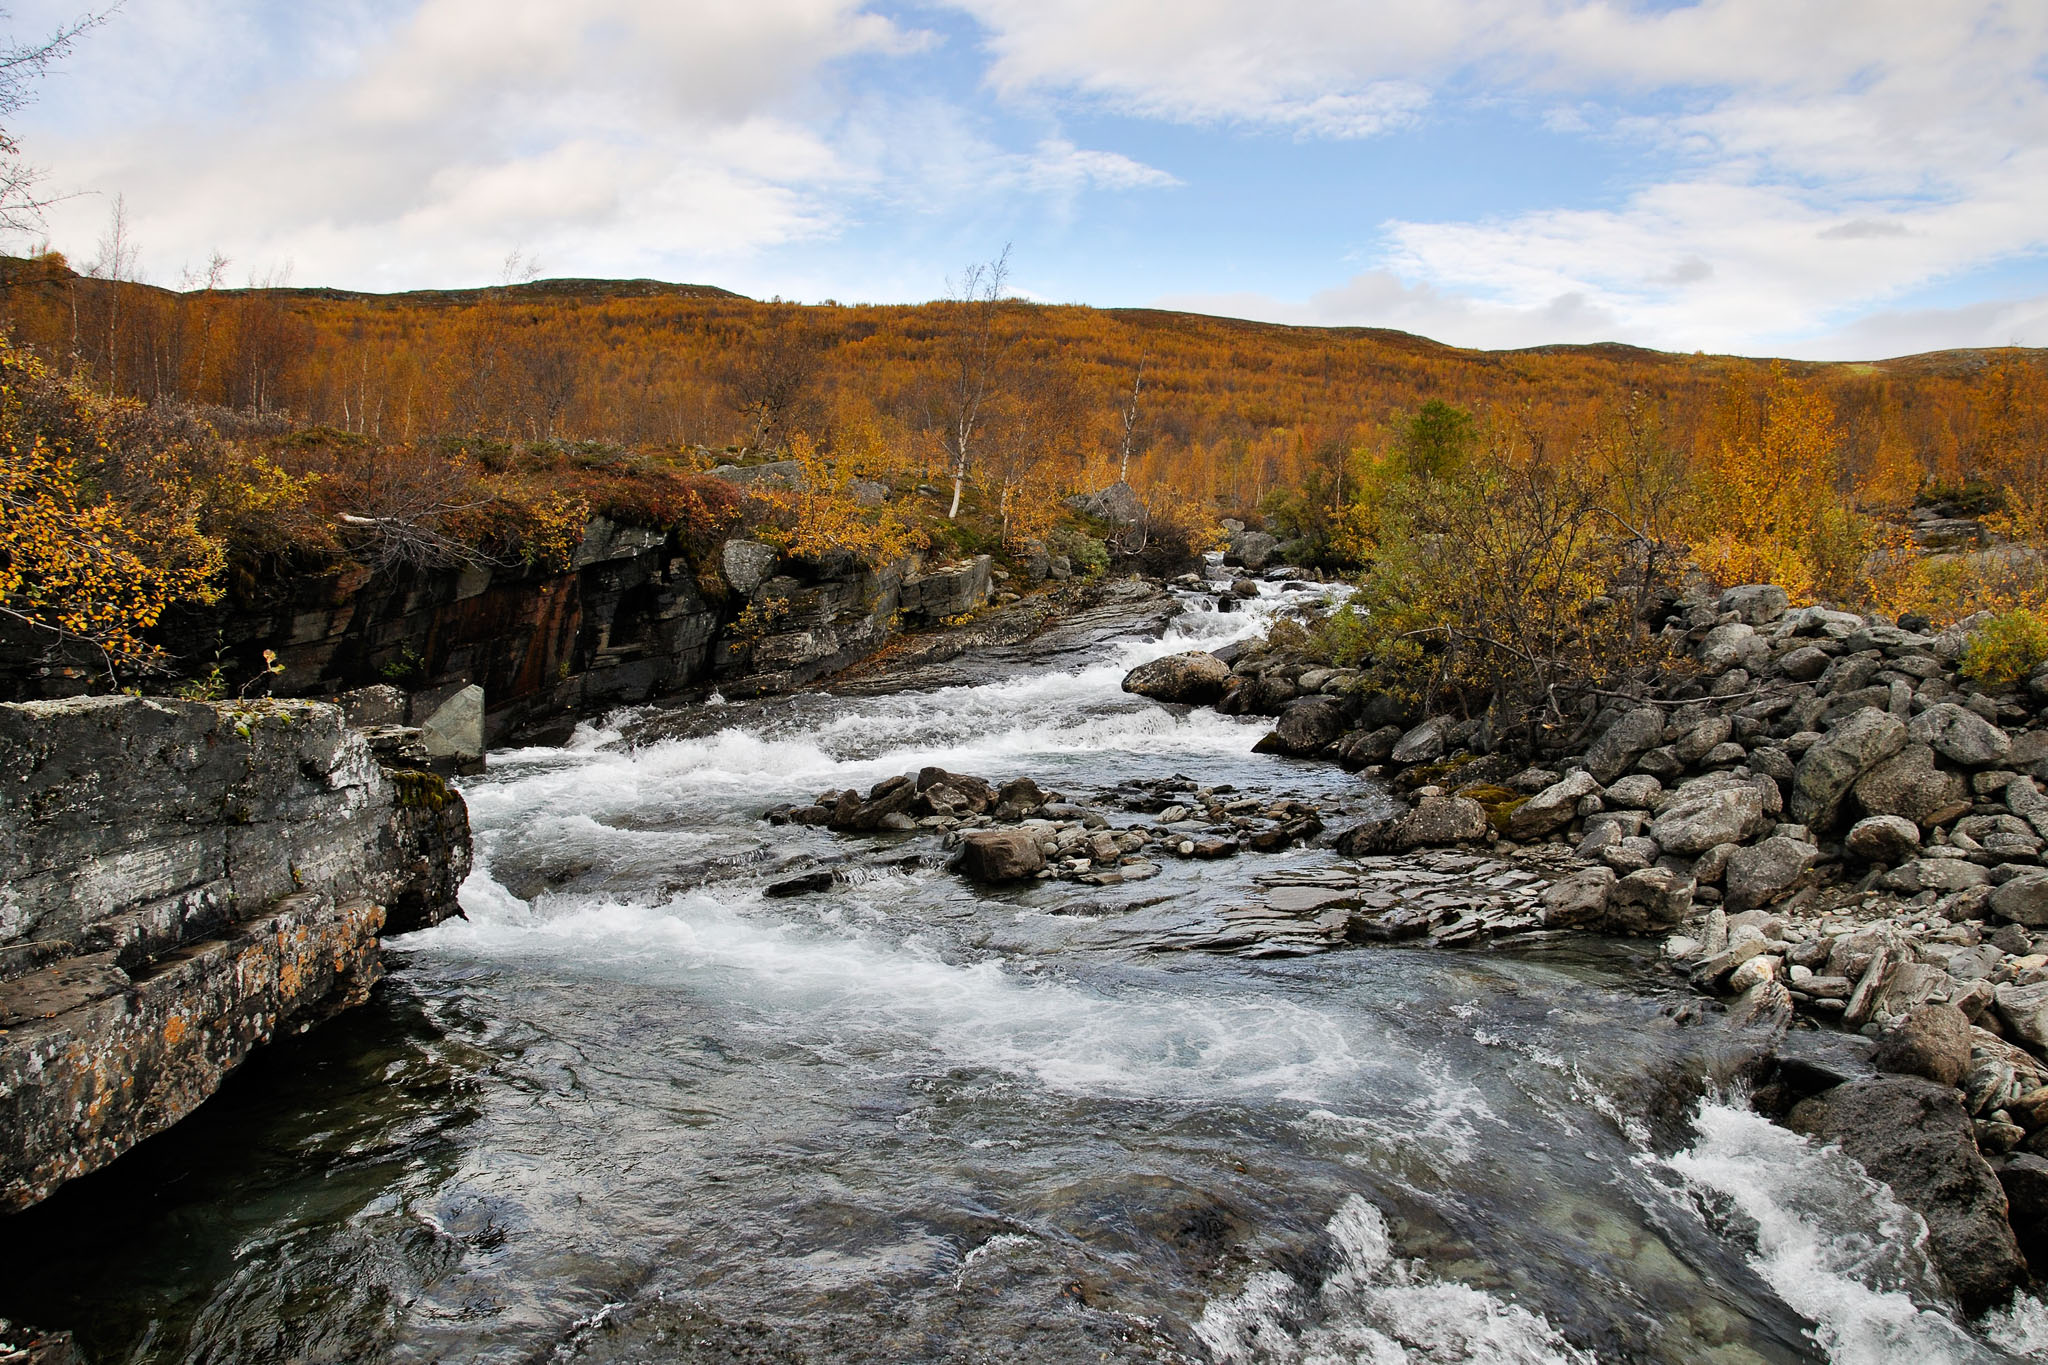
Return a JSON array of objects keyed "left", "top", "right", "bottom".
[{"left": 0, "top": 695, "right": 468, "bottom": 1212}]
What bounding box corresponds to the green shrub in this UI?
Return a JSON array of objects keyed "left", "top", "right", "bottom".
[
  {"left": 1961, "top": 609, "right": 2048, "bottom": 690},
  {"left": 1052, "top": 529, "right": 1109, "bottom": 576}
]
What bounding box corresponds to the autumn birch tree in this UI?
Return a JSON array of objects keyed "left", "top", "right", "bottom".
[{"left": 936, "top": 246, "right": 1010, "bottom": 519}]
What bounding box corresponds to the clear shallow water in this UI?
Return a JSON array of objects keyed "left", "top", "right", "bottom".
[{"left": 3, "top": 582, "right": 2044, "bottom": 1363}]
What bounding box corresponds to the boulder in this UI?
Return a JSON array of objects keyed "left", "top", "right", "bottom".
[
  {"left": 1779, "top": 645, "right": 1830, "bottom": 682},
  {"left": 1586, "top": 707, "right": 1666, "bottom": 785},
  {"left": 1648, "top": 783, "right": 1771, "bottom": 856},
  {"left": 1787, "top": 1076, "right": 2028, "bottom": 1313},
  {"left": 1540, "top": 867, "right": 1615, "bottom": 928},
  {"left": 1389, "top": 716, "right": 1450, "bottom": 766},
  {"left": 1670, "top": 715, "right": 1734, "bottom": 764},
  {"left": 1719, "top": 584, "right": 1790, "bottom": 625},
  {"left": 1333, "top": 725, "right": 1400, "bottom": 768},
  {"left": 418, "top": 684, "right": 485, "bottom": 772},
  {"left": 1699, "top": 622, "right": 1768, "bottom": 673},
  {"left": 993, "top": 776, "right": 1045, "bottom": 820},
  {"left": 1789, "top": 707, "right": 1908, "bottom": 829},
  {"left": 721, "top": 539, "right": 781, "bottom": 596},
  {"left": 1505, "top": 771, "right": 1603, "bottom": 840},
  {"left": 1723, "top": 837, "right": 1817, "bottom": 913},
  {"left": 1603, "top": 866, "right": 1694, "bottom": 935},
  {"left": 1225, "top": 530, "right": 1279, "bottom": 570},
  {"left": 1122, "top": 652, "right": 1232, "bottom": 705},
  {"left": 1909, "top": 703, "right": 2014, "bottom": 768},
  {"left": 1845, "top": 815, "right": 1921, "bottom": 865},
  {"left": 1252, "top": 697, "right": 1351, "bottom": 757},
  {"left": 1996, "top": 980, "right": 2048, "bottom": 1054},
  {"left": 955, "top": 830, "right": 1047, "bottom": 883},
  {"left": 1992, "top": 873, "right": 2048, "bottom": 929},
  {"left": 1384, "top": 796, "right": 1489, "bottom": 851},
  {"left": 2007, "top": 776, "right": 2048, "bottom": 841},
  {"left": 1852, "top": 744, "right": 1972, "bottom": 829},
  {"left": 1871, "top": 1003, "right": 1973, "bottom": 1088},
  {"left": 1604, "top": 774, "right": 1663, "bottom": 810}
]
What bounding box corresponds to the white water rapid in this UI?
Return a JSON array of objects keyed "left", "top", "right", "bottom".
[{"left": 6, "top": 577, "right": 2045, "bottom": 1364}]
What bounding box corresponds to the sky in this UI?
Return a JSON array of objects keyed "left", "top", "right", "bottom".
[{"left": 5, "top": 0, "right": 2048, "bottom": 360}]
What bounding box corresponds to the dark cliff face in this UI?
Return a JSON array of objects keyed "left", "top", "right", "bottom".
[
  {"left": 0, "top": 696, "right": 470, "bottom": 1212},
  {"left": 1, "top": 518, "right": 994, "bottom": 745}
]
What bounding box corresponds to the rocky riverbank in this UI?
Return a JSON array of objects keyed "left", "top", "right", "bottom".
[
  {"left": 1120, "top": 574, "right": 2048, "bottom": 1312},
  {"left": 0, "top": 695, "right": 470, "bottom": 1226}
]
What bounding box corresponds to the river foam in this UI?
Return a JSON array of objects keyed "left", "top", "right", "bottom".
[
  {"left": 1196, "top": 1193, "right": 1596, "bottom": 1364},
  {"left": 1667, "top": 1099, "right": 2048, "bottom": 1365}
]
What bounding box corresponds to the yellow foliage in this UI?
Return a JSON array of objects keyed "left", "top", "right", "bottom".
[
  {"left": 1960, "top": 609, "right": 2048, "bottom": 689},
  {"left": 752, "top": 430, "right": 927, "bottom": 567},
  {"left": 1689, "top": 363, "right": 1870, "bottom": 603},
  {"left": 0, "top": 345, "right": 224, "bottom": 675}
]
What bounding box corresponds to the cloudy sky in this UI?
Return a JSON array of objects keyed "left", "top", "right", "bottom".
[{"left": 6, "top": 0, "right": 2047, "bottom": 359}]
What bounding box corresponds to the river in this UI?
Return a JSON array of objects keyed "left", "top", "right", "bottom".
[{"left": 5, "top": 579, "right": 2048, "bottom": 1363}]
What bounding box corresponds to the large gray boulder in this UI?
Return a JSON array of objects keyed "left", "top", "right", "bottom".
[
  {"left": 1718, "top": 584, "right": 1790, "bottom": 625},
  {"left": 1852, "top": 744, "right": 1972, "bottom": 829},
  {"left": 1723, "top": 836, "right": 1817, "bottom": 913},
  {"left": 1586, "top": 707, "right": 1665, "bottom": 785},
  {"left": 1992, "top": 873, "right": 2048, "bottom": 929},
  {"left": 1788, "top": 1076, "right": 2028, "bottom": 1313},
  {"left": 1648, "top": 782, "right": 1771, "bottom": 855},
  {"left": 955, "top": 830, "right": 1047, "bottom": 883},
  {"left": 1384, "top": 796, "right": 1489, "bottom": 850},
  {"left": 1908, "top": 703, "right": 2013, "bottom": 768},
  {"left": 1122, "top": 652, "right": 1232, "bottom": 705},
  {"left": 1604, "top": 866, "right": 1693, "bottom": 934},
  {"left": 721, "top": 539, "right": 781, "bottom": 596},
  {"left": 1505, "top": 770, "right": 1602, "bottom": 840},
  {"left": 1790, "top": 707, "right": 1908, "bottom": 829},
  {"left": 1845, "top": 815, "right": 1921, "bottom": 865},
  {"left": 1541, "top": 866, "right": 1615, "bottom": 928},
  {"left": 1226, "top": 530, "right": 1279, "bottom": 570},
  {"left": 1871, "top": 1003, "right": 1972, "bottom": 1088},
  {"left": 1389, "top": 716, "right": 1450, "bottom": 766},
  {"left": 1253, "top": 697, "right": 1350, "bottom": 757},
  {"left": 1996, "top": 981, "right": 2048, "bottom": 1053},
  {"left": 1699, "top": 621, "right": 1769, "bottom": 672}
]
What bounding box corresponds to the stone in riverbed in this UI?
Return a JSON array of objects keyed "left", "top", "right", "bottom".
[
  {"left": 1909, "top": 702, "right": 2014, "bottom": 768},
  {"left": 1586, "top": 707, "right": 1664, "bottom": 785},
  {"left": 954, "top": 830, "right": 1047, "bottom": 882},
  {"left": 1723, "top": 836, "right": 1817, "bottom": 913},
  {"left": 1648, "top": 782, "right": 1771, "bottom": 856},
  {"left": 1872, "top": 1003, "right": 1972, "bottom": 1088},
  {"left": 1603, "top": 866, "right": 1693, "bottom": 935},
  {"left": 1996, "top": 981, "right": 2048, "bottom": 1053},
  {"left": 1505, "top": 770, "right": 1602, "bottom": 840},
  {"left": 1252, "top": 696, "right": 1351, "bottom": 757},
  {"left": 1788, "top": 1076, "right": 2028, "bottom": 1313},
  {"left": 1790, "top": 706, "right": 1908, "bottom": 829},
  {"left": 766, "top": 871, "right": 835, "bottom": 898},
  {"left": 1389, "top": 716, "right": 1450, "bottom": 765},
  {"left": 1540, "top": 866, "right": 1615, "bottom": 928},
  {"left": 1845, "top": 814, "right": 1921, "bottom": 865},
  {"left": 1853, "top": 744, "right": 1972, "bottom": 829},
  {"left": 1122, "top": 651, "right": 1232, "bottom": 704}
]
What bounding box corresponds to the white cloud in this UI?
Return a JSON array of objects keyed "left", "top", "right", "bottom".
[
  {"left": 956, "top": 0, "right": 2048, "bottom": 354},
  {"left": 8, "top": 0, "right": 1167, "bottom": 290}
]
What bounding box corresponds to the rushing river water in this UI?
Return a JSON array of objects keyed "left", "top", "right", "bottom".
[{"left": 8, "top": 579, "right": 2048, "bottom": 1364}]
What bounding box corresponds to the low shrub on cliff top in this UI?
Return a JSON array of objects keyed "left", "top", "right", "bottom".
[
  {"left": 1961, "top": 609, "right": 2048, "bottom": 690},
  {"left": 0, "top": 343, "right": 228, "bottom": 679}
]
